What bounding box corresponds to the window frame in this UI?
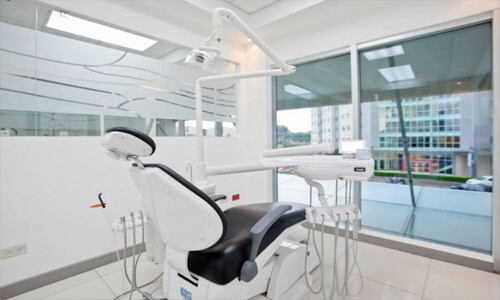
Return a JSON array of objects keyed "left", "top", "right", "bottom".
[{"left": 271, "top": 10, "right": 499, "bottom": 272}]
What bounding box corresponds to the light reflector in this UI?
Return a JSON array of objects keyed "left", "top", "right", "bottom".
[
  {"left": 363, "top": 45, "right": 404, "bottom": 60},
  {"left": 378, "top": 65, "right": 415, "bottom": 82},
  {"left": 46, "top": 11, "right": 157, "bottom": 51}
]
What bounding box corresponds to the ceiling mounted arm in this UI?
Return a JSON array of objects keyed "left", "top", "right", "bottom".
[
  {"left": 191, "top": 8, "right": 295, "bottom": 184},
  {"left": 211, "top": 8, "right": 295, "bottom": 73}
]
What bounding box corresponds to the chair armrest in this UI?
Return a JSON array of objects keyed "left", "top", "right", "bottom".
[
  {"left": 240, "top": 204, "right": 292, "bottom": 282},
  {"left": 210, "top": 194, "right": 227, "bottom": 202}
]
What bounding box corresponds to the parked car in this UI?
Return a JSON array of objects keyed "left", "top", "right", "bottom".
[
  {"left": 466, "top": 175, "right": 493, "bottom": 187},
  {"left": 451, "top": 183, "right": 492, "bottom": 192},
  {"left": 385, "top": 177, "right": 406, "bottom": 184}
]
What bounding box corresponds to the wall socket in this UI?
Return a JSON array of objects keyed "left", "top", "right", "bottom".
[{"left": 0, "top": 244, "right": 27, "bottom": 260}]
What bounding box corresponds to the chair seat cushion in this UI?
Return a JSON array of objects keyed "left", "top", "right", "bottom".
[{"left": 187, "top": 202, "right": 307, "bottom": 285}]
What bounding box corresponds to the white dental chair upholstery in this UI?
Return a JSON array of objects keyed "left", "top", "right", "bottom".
[{"left": 102, "top": 127, "right": 310, "bottom": 299}]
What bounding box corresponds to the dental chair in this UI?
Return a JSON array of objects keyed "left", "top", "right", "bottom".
[{"left": 102, "top": 127, "right": 318, "bottom": 300}]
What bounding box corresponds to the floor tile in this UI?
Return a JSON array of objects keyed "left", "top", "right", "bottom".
[
  {"left": 423, "top": 259, "right": 500, "bottom": 300},
  {"left": 100, "top": 257, "right": 163, "bottom": 300},
  {"left": 361, "top": 182, "right": 422, "bottom": 206},
  {"left": 360, "top": 200, "right": 412, "bottom": 235},
  {"left": 10, "top": 271, "right": 99, "bottom": 300},
  {"left": 311, "top": 231, "right": 347, "bottom": 267},
  {"left": 406, "top": 207, "right": 492, "bottom": 253},
  {"left": 42, "top": 277, "right": 114, "bottom": 300},
  {"left": 301, "top": 269, "right": 420, "bottom": 300},
  {"left": 278, "top": 174, "right": 346, "bottom": 197},
  {"left": 342, "top": 242, "right": 430, "bottom": 295},
  {"left": 279, "top": 265, "right": 331, "bottom": 300},
  {"left": 416, "top": 187, "right": 491, "bottom": 217}
]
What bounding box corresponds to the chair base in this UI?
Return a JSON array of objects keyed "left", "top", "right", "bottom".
[{"left": 163, "top": 239, "right": 319, "bottom": 300}]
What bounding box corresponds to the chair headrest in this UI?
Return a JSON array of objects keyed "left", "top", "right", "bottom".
[{"left": 101, "top": 127, "right": 156, "bottom": 160}]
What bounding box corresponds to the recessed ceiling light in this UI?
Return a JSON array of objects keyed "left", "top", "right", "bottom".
[
  {"left": 284, "top": 84, "right": 316, "bottom": 100},
  {"left": 364, "top": 45, "right": 405, "bottom": 61},
  {"left": 378, "top": 65, "right": 415, "bottom": 82},
  {"left": 247, "top": 38, "right": 252, "bottom": 43},
  {"left": 284, "top": 84, "right": 311, "bottom": 95},
  {"left": 46, "top": 11, "right": 157, "bottom": 51}
]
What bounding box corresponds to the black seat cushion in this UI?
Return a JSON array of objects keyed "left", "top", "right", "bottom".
[{"left": 187, "top": 202, "right": 307, "bottom": 285}]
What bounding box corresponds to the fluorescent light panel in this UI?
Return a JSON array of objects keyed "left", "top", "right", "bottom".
[
  {"left": 284, "top": 84, "right": 312, "bottom": 95},
  {"left": 363, "top": 45, "right": 404, "bottom": 61},
  {"left": 378, "top": 65, "right": 415, "bottom": 82},
  {"left": 46, "top": 11, "right": 157, "bottom": 51}
]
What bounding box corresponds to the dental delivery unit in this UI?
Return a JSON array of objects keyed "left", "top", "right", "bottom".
[{"left": 100, "top": 7, "right": 374, "bottom": 300}]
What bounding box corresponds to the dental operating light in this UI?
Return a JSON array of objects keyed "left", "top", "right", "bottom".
[{"left": 46, "top": 11, "right": 157, "bottom": 51}]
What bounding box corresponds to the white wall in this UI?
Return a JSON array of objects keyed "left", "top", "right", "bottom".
[
  {"left": 0, "top": 135, "right": 270, "bottom": 286},
  {"left": 0, "top": 8, "right": 271, "bottom": 287},
  {"left": 0, "top": 46, "right": 271, "bottom": 286}
]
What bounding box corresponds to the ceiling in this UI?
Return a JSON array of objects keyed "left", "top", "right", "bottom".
[
  {"left": 224, "top": 0, "right": 280, "bottom": 14},
  {"left": 276, "top": 22, "right": 492, "bottom": 111}
]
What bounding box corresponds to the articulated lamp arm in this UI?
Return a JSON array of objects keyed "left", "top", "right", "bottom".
[
  {"left": 193, "top": 8, "right": 295, "bottom": 183},
  {"left": 211, "top": 8, "right": 295, "bottom": 73}
]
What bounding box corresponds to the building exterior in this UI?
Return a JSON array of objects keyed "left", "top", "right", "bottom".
[
  {"left": 311, "top": 92, "right": 492, "bottom": 177},
  {"left": 311, "top": 104, "right": 354, "bottom": 149},
  {"left": 361, "top": 92, "right": 492, "bottom": 177}
]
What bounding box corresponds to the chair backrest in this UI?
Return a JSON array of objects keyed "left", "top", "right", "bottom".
[{"left": 102, "top": 128, "right": 227, "bottom": 251}]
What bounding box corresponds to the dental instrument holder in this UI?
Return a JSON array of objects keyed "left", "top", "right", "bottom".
[
  {"left": 112, "top": 213, "right": 148, "bottom": 233},
  {"left": 306, "top": 204, "right": 361, "bottom": 224}
]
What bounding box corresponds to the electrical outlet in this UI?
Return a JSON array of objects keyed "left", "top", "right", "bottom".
[{"left": 0, "top": 244, "right": 27, "bottom": 260}]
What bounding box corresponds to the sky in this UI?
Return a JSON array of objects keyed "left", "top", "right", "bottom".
[{"left": 277, "top": 108, "right": 311, "bottom": 133}]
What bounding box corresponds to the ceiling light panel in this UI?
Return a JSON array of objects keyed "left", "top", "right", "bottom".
[
  {"left": 363, "top": 45, "right": 405, "bottom": 61},
  {"left": 284, "top": 84, "right": 316, "bottom": 100},
  {"left": 46, "top": 11, "right": 157, "bottom": 51},
  {"left": 284, "top": 84, "right": 312, "bottom": 95},
  {"left": 378, "top": 65, "right": 415, "bottom": 82}
]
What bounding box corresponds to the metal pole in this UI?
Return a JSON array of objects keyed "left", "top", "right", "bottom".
[{"left": 388, "top": 57, "right": 416, "bottom": 208}]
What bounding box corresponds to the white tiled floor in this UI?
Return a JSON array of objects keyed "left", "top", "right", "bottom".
[{"left": 9, "top": 239, "right": 500, "bottom": 300}]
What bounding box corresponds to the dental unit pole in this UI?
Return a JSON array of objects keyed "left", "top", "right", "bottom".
[{"left": 192, "top": 7, "right": 296, "bottom": 184}]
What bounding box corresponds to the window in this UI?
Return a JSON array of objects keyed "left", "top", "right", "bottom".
[
  {"left": 0, "top": 1, "right": 237, "bottom": 137},
  {"left": 360, "top": 23, "right": 493, "bottom": 254},
  {"left": 274, "top": 54, "right": 351, "bottom": 205}
]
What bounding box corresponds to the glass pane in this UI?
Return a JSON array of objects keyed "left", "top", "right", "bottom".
[
  {"left": 360, "top": 23, "right": 493, "bottom": 253},
  {"left": 156, "top": 118, "right": 182, "bottom": 136},
  {"left": 104, "top": 116, "right": 148, "bottom": 133},
  {"left": 37, "top": 111, "right": 100, "bottom": 136},
  {"left": 0, "top": 0, "right": 38, "bottom": 135},
  {"left": 275, "top": 54, "right": 351, "bottom": 205},
  {"left": 0, "top": 1, "right": 237, "bottom": 137},
  {"left": 0, "top": 110, "right": 37, "bottom": 136}
]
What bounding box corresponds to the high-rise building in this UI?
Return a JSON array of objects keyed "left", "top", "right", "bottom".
[
  {"left": 311, "top": 104, "right": 354, "bottom": 149},
  {"left": 362, "top": 92, "right": 492, "bottom": 177},
  {"left": 311, "top": 92, "right": 492, "bottom": 177}
]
